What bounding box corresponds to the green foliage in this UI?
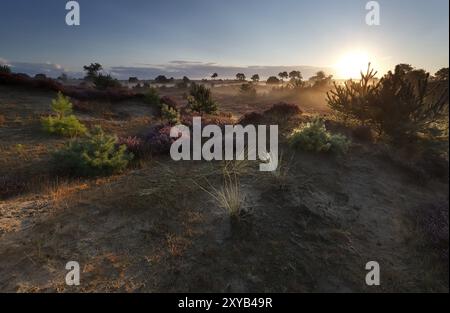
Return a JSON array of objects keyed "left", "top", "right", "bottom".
[
  {"left": 93, "top": 74, "right": 121, "bottom": 90},
  {"left": 327, "top": 64, "right": 449, "bottom": 143},
  {"left": 41, "top": 92, "right": 87, "bottom": 137},
  {"left": 51, "top": 91, "right": 73, "bottom": 117},
  {"left": 434, "top": 67, "right": 449, "bottom": 82},
  {"left": 188, "top": 83, "right": 218, "bottom": 114},
  {"left": 155, "top": 75, "right": 170, "bottom": 83},
  {"left": 309, "top": 71, "right": 333, "bottom": 88},
  {"left": 327, "top": 65, "right": 380, "bottom": 125},
  {"left": 52, "top": 126, "right": 133, "bottom": 177},
  {"left": 266, "top": 76, "right": 281, "bottom": 85},
  {"left": 236, "top": 73, "right": 246, "bottom": 81},
  {"left": 83, "top": 63, "right": 102, "bottom": 81},
  {"left": 144, "top": 87, "right": 161, "bottom": 106},
  {"left": 278, "top": 72, "right": 288, "bottom": 81},
  {"left": 0, "top": 65, "right": 11, "bottom": 74},
  {"left": 161, "top": 104, "right": 180, "bottom": 125},
  {"left": 289, "top": 118, "right": 350, "bottom": 154},
  {"left": 251, "top": 74, "right": 260, "bottom": 82},
  {"left": 42, "top": 115, "right": 87, "bottom": 137},
  {"left": 328, "top": 133, "right": 351, "bottom": 154}
]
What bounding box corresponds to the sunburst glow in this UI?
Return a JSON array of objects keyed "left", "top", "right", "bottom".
[{"left": 336, "top": 51, "right": 370, "bottom": 79}]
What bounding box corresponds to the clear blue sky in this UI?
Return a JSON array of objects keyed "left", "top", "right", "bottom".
[{"left": 0, "top": 0, "right": 448, "bottom": 79}]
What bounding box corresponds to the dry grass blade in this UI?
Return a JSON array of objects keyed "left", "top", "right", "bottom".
[{"left": 195, "top": 172, "right": 244, "bottom": 219}]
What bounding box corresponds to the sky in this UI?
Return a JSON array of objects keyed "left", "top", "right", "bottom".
[{"left": 0, "top": 0, "right": 448, "bottom": 79}]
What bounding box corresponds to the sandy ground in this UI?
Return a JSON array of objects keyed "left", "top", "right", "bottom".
[{"left": 0, "top": 85, "right": 448, "bottom": 292}]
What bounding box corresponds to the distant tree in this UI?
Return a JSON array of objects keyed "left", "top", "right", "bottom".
[
  {"left": 182, "top": 76, "right": 190, "bottom": 83},
  {"left": 434, "top": 67, "right": 449, "bottom": 81},
  {"left": 155, "top": 75, "right": 170, "bottom": 83},
  {"left": 0, "top": 65, "right": 11, "bottom": 74},
  {"left": 94, "top": 74, "right": 121, "bottom": 90},
  {"left": 236, "top": 73, "right": 246, "bottom": 81},
  {"left": 128, "top": 77, "right": 139, "bottom": 83},
  {"left": 266, "top": 76, "right": 281, "bottom": 85},
  {"left": 309, "top": 71, "right": 333, "bottom": 87},
  {"left": 278, "top": 71, "right": 288, "bottom": 82},
  {"left": 289, "top": 70, "right": 302, "bottom": 80},
  {"left": 83, "top": 63, "right": 102, "bottom": 81},
  {"left": 211, "top": 73, "right": 218, "bottom": 80},
  {"left": 251, "top": 74, "right": 260, "bottom": 83}
]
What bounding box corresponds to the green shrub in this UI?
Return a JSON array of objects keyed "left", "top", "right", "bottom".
[
  {"left": 188, "top": 83, "right": 218, "bottom": 114},
  {"left": 42, "top": 115, "right": 87, "bottom": 137},
  {"left": 289, "top": 118, "right": 350, "bottom": 154},
  {"left": 327, "top": 64, "right": 449, "bottom": 143},
  {"left": 41, "top": 92, "right": 87, "bottom": 137},
  {"left": 161, "top": 104, "right": 180, "bottom": 125},
  {"left": 328, "top": 133, "right": 351, "bottom": 154},
  {"left": 93, "top": 74, "right": 121, "bottom": 90},
  {"left": 52, "top": 126, "right": 133, "bottom": 176},
  {"left": 144, "top": 87, "right": 160, "bottom": 106},
  {"left": 0, "top": 65, "right": 11, "bottom": 74}
]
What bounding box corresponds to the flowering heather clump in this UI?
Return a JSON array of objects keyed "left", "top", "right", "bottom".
[
  {"left": 160, "top": 96, "right": 179, "bottom": 110},
  {"left": 238, "top": 112, "right": 264, "bottom": 126},
  {"left": 117, "top": 136, "right": 148, "bottom": 157},
  {"left": 263, "top": 102, "right": 302, "bottom": 119},
  {"left": 141, "top": 124, "right": 177, "bottom": 155}
]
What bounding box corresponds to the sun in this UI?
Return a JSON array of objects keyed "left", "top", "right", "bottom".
[{"left": 336, "top": 51, "right": 370, "bottom": 79}]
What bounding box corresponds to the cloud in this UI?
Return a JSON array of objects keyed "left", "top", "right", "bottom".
[{"left": 0, "top": 57, "right": 77, "bottom": 77}]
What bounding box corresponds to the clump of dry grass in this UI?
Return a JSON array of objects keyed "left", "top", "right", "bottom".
[{"left": 198, "top": 172, "right": 244, "bottom": 220}]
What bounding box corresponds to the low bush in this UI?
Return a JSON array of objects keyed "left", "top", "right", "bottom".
[
  {"left": 41, "top": 92, "right": 87, "bottom": 137},
  {"left": 188, "top": 83, "right": 218, "bottom": 114},
  {"left": 42, "top": 115, "right": 87, "bottom": 137},
  {"left": 289, "top": 118, "right": 351, "bottom": 154},
  {"left": 161, "top": 104, "right": 180, "bottom": 125},
  {"left": 327, "top": 64, "right": 449, "bottom": 144},
  {"left": 237, "top": 112, "right": 264, "bottom": 126},
  {"left": 263, "top": 102, "right": 302, "bottom": 119},
  {"left": 52, "top": 126, "right": 133, "bottom": 176},
  {"left": 141, "top": 124, "right": 176, "bottom": 154},
  {"left": 144, "top": 87, "right": 160, "bottom": 106},
  {"left": 117, "top": 136, "right": 148, "bottom": 158},
  {"left": 93, "top": 74, "right": 122, "bottom": 90}
]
